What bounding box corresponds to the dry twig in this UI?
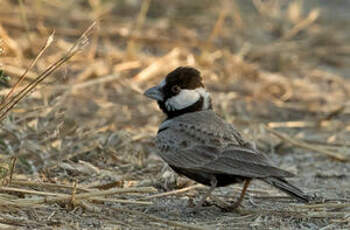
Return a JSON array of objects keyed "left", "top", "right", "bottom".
[
  {"left": 143, "top": 184, "right": 204, "bottom": 200},
  {"left": 265, "top": 126, "right": 349, "bottom": 162},
  {"left": 0, "top": 22, "right": 96, "bottom": 122},
  {"left": 0, "top": 186, "right": 156, "bottom": 207}
]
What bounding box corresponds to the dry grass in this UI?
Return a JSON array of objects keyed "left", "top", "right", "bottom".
[{"left": 0, "top": 0, "right": 349, "bottom": 229}]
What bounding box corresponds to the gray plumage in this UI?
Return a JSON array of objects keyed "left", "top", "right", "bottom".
[
  {"left": 156, "top": 110, "right": 309, "bottom": 202},
  {"left": 157, "top": 110, "right": 291, "bottom": 177}
]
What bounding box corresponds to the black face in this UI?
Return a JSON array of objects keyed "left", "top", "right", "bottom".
[{"left": 144, "top": 66, "right": 211, "bottom": 119}]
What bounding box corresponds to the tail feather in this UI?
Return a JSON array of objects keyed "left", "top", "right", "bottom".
[{"left": 263, "top": 177, "right": 310, "bottom": 203}]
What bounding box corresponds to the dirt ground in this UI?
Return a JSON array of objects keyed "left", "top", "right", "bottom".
[{"left": 0, "top": 0, "right": 349, "bottom": 229}]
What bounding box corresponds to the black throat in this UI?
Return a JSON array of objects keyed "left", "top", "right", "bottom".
[{"left": 158, "top": 96, "right": 211, "bottom": 119}]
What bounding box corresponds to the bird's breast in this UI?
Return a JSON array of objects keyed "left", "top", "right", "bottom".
[{"left": 156, "top": 124, "right": 228, "bottom": 153}]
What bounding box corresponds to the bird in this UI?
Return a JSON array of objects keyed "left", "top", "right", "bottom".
[{"left": 144, "top": 66, "right": 310, "bottom": 211}]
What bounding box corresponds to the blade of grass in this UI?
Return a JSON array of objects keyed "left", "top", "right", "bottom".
[
  {"left": 0, "top": 22, "right": 96, "bottom": 122},
  {"left": 1, "top": 31, "right": 54, "bottom": 105}
]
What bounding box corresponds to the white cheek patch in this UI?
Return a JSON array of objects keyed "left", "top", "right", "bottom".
[
  {"left": 165, "top": 89, "right": 200, "bottom": 111},
  {"left": 164, "top": 87, "right": 211, "bottom": 111},
  {"left": 196, "top": 87, "right": 210, "bottom": 109}
]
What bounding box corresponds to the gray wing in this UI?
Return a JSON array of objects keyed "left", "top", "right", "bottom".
[
  {"left": 159, "top": 110, "right": 248, "bottom": 146},
  {"left": 156, "top": 111, "right": 294, "bottom": 178}
]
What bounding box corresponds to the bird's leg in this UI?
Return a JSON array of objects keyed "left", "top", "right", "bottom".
[
  {"left": 193, "top": 176, "right": 217, "bottom": 211},
  {"left": 209, "top": 180, "right": 252, "bottom": 212},
  {"left": 230, "top": 179, "right": 251, "bottom": 210}
]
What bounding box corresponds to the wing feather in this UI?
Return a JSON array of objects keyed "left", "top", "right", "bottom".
[{"left": 156, "top": 110, "right": 294, "bottom": 179}]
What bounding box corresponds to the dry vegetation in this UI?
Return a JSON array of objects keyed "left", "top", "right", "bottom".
[{"left": 0, "top": 0, "right": 349, "bottom": 229}]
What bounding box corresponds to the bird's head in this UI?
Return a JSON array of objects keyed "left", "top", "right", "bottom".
[{"left": 144, "top": 67, "right": 212, "bottom": 118}]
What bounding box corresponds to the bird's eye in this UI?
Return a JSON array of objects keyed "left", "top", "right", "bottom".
[{"left": 171, "top": 85, "right": 181, "bottom": 94}]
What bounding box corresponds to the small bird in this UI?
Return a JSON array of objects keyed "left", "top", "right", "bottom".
[{"left": 144, "top": 66, "right": 310, "bottom": 210}]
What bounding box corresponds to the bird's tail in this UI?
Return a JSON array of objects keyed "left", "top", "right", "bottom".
[{"left": 263, "top": 177, "right": 310, "bottom": 203}]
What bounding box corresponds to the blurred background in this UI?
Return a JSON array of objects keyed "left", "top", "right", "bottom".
[{"left": 0, "top": 0, "right": 349, "bottom": 229}]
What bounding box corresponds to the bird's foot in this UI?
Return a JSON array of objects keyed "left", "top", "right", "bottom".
[
  {"left": 210, "top": 195, "right": 243, "bottom": 212},
  {"left": 187, "top": 197, "right": 242, "bottom": 213},
  {"left": 185, "top": 206, "right": 206, "bottom": 214},
  {"left": 219, "top": 202, "right": 242, "bottom": 212},
  {"left": 186, "top": 202, "right": 209, "bottom": 214}
]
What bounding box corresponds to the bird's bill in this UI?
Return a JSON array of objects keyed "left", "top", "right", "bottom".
[{"left": 144, "top": 85, "right": 164, "bottom": 101}]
